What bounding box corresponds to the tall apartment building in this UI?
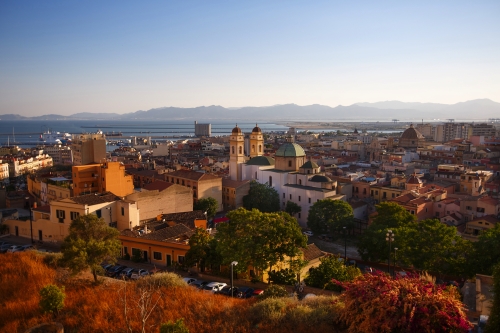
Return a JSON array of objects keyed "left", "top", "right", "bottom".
[
  {"left": 42, "top": 145, "right": 74, "bottom": 165},
  {"left": 71, "top": 132, "right": 107, "bottom": 165},
  {"left": 194, "top": 121, "right": 211, "bottom": 137},
  {"left": 471, "top": 123, "right": 496, "bottom": 137},
  {"left": 72, "top": 161, "right": 134, "bottom": 197}
]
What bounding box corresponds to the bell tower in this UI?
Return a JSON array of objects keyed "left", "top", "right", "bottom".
[
  {"left": 229, "top": 124, "right": 245, "bottom": 180},
  {"left": 249, "top": 124, "right": 264, "bottom": 158}
]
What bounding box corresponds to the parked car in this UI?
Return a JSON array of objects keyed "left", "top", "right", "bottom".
[
  {"left": 202, "top": 282, "right": 227, "bottom": 293},
  {"left": 118, "top": 267, "right": 135, "bottom": 279},
  {"left": 106, "top": 265, "right": 127, "bottom": 278},
  {"left": 21, "top": 244, "right": 34, "bottom": 251},
  {"left": 182, "top": 277, "right": 198, "bottom": 285},
  {"left": 346, "top": 259, "right": 357, "bottom": 267},
  {"left": 190, "top": 280, "right": 209, "bottom": 289},
  {"left": 303, "top": 231, "right": 313, "bottom": 237},
  {"left": 218, "top": 286, "right": 238, "bottom": 296},
  {"left": 0, "top": 244, "right": 12, "bottom": 253},
  {"left": 7, "top": 245, "right": 24, "bottom": 253},
  {"left": 235, "top": 287, "right": 255, "bottom": 299},
  {"left": 130, "top": 269, "right": 149, "bottom": 280},
  {"left": 252, "top": 289, "right": 265, "bottom": 297}
]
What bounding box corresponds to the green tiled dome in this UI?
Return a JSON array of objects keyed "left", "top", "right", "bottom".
[
  {"left": 275, "top": 143, "right": 305, "bottom": 157},
  {"left": 246, "top": 156, "right": 275, "bottom": 166},
  {"left": 309, "top": 175, "right": 332, "bottom": 182},
  {"left": 300, "top": 161, "right": 319, "bottom": 169}
]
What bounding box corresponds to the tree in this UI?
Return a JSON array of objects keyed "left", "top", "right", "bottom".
[
  {"left": 371, "top": 201, "right": 416, "bottom": 228},
  {"left": 39, "top": 284, "right": 65, "bottom": 316},
  {"left": 193, "top": 197, "right": 218, "bottom": 219},
  {"left": 185, "top": 227, "right": 211, "bottom": 272},
  {"left": 336, "top": 273, "right": 472, "bottom": 332},
  {"left": 486, "top": 264, "right": 500, "bottom": 333},
  {"left": 242, "top": 181, "right": 280, "bottom": 213},
  {"left": 215, "top": 208, "right": 307, "bottom": 278},
  {"left": 357, "top": 202, "right": 416, "bottom": 262},
  {"left": 285, "top": 201, "right": 301, "bottom": 216},
  {"left": 307, "top": 199, "right": 354, "bottom": 239},
  {"left": 468, "top": 223, "right": 500, "bottom": 276},
  {"left": 305, "top": 254, "right": 361, "bottom": 291},
  {"left": 395, "top": 219, "right": 471, "bottom": 277},
  {"left": 61, "top": 214, "right": 121, "bottom": 283}
]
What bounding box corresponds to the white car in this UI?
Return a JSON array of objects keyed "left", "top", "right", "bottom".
[
  {"left": 303, "top": 231, "right": 313, "bottom": 237},
  {"left": 182, "top": 277, "right": 198, "bottom": 285},
  {"left": 202, "top": 282, "right": 227, "bottom": 293},
  {"left": 7, "top": 245, "right": 24, "bottom": 253}
]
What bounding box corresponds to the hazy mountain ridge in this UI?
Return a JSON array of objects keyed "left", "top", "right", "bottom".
[{"left": 1, "top": 99, "right": 498, "bottom": 121}]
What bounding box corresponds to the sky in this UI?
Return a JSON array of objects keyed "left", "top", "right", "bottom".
[{"left": 1, "top": 1, "right": 499, "bottom": 116}]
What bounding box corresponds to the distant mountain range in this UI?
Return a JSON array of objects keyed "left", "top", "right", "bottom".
[{"left": 1, "top": 99, "right": 499, "bottom": 122}]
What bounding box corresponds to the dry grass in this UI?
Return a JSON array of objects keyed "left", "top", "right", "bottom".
[{"left": 0, "top": 252, "right": 344, "bottom": 333}]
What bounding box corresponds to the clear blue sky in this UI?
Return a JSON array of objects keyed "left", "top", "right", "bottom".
[{"left": 1, "top": 1, "right": 499, "bottom": 116}]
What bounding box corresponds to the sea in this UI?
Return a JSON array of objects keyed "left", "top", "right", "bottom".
[{"left": 0, "top": 120, "right": 290, "bottom": 148}]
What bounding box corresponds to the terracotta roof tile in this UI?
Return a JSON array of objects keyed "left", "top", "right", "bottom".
[
  {"left": 142, "top": 180, "right": 173, "bottom": 192},
  {"left": 302, "top": 243, "right": 325, "bottom": 261},
  {"left": 68, "top": 192, "right": 120, "bottom": 205}
]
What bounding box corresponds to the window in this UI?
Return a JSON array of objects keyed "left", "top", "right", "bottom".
[
  {"left": 132, "top": 248, "right": 141, "bottom": 256},
  {"left": 123, "top": 247, "right": 128, "bottom": 255},
  {"left": 56, "top": 210, "right": 65, "bottom": 219},
  {"left": 435, "top": 212, "right": 440, "bottom": 217},
  {"left": 298, "top": 196, "right": 301, "bottom": 202},
  {"left": 375, "top": 191, "right": 378, "bottom": 195},
  {"left": 259, "top": 145, "right": 262, "bottom": 152},
  {"left": 178, "top": 255, "right": 185, "bottom": 264},
  {"left": 410, "top": 210, "right": 415, "bottom": 214},
  {"left": 121, "top": 207, "right": 125, "bottom": 216},
  {"left": 308, "top": 198, "right": 311, "bottom": 203},
  {"left": 299, "top": 179, "right": 302, "bottom": 185},
  {"left": 392, "top": 193, "right": 395, "bottom": 198},
  {"left": 466, "top": 206, "right": 472, "bottom": 211},
  {"left": 153, "top": 252, "right": 162, "bottom": 260},
  {"left": 252, "top": 144, "right": 255, "bottom": 153},
  {"left": 298, "top": 213, "right": 301, "bottom": 218},
  {"left": 477, "top": 207, "right": 485, "bottom": 213},
  {"left": 255, "top": 171, "right": 257, "bottom": 179},
  {"left": 269, "top": 176, "right": 272, "bottom": 187},
  {"left": 239, "top": 146, "right": 242, "bottom": 154},
  {"left": 231, "top": 146, "right": 235, "bottom": 154},
  {"left": 70, "top": 211, "right": 79, "bottom": 220},
  {"left": 290, "top": 194, "right": 292, "bottom": 200},
  {"left": 288, "top": 161, "right": 292, "bottom": 167},
  {"left": 283, "top": 193, "right": 285, "bottom": 199}
]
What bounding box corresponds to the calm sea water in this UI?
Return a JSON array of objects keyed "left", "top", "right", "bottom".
[{"left": 0, "top": 120, "right": 289, "bottom": 145}]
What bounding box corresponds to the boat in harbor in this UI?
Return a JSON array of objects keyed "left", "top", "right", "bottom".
[{"left": 39, "top": 131, "right": 72, "bottom": 144}]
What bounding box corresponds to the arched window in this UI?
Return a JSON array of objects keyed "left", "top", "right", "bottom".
[
  {"left": 299, "top": 179, "right": 302, "bottom": 185},
  {"left": 288, "top": 161, "right": 292, "bottom": 167},
  {"left": 231, "top": 146, "right": 235, "bottom": 154},
  {"left": 239, "top": 146, "right": 242, "bottom": 154},
  {"left": 252, "top": 145, "right": 255, "bottom": 153},
  {"left": 259, "top": 145, "right": 262, "bottom": 152}
]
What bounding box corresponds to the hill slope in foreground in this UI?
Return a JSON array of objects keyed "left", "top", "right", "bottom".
[{"left": 0, "top": 252, "right": 471, "bottom": 333}]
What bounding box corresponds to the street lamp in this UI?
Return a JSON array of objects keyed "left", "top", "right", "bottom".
[
  {"left": 26, "top": 197, "right": 33, "bottom": 244},
  {"left": 343, "top": 226, "right": 347, "bottom": 264},
  {"left": 230, "top": 261, "right": 238, "bottom": 297},
  {"left": 386, "top": 230, "right": 394, "bottom": 277},
  {"left": 394, "top": 247, "right": 398, "bottom": 277}
]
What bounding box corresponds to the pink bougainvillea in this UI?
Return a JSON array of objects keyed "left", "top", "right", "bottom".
[{"left": 334, "top": 272, "right": 472, "bottom": 333}]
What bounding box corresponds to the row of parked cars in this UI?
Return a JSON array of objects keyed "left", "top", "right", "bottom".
[
  {"left": 101, "top": 263, "right": 157, "bottom": 280},
  {"left": 182, "top": 278, "right": 264, "bottom": 298},
  {"left": 0, "top": 242, "right": 34, "bottom": 253}
]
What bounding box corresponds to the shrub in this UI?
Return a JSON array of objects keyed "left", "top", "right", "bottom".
[
  {"left": 250, "top": 298, "right": 288, "bottom": 323},
  {"left": 268, "top": 268, "right": 297, "bottom": 285},
  {"left": 39, "top": 284, "right": 65, "bottom": 315},
  {"left": 258, "top": 284, "right": 289, "bottom": 300},
  {"left": 335, "top": 272, "right": 472, "bottom": 332},
  {"left": 42, "top": 252, "right": 64, "bottom": 268},
  {"left": 160, "top": 318, "right": 190, "bottom": 333},
  {"left": 136, "top": 272, "right": 186, "bottom": 289}
]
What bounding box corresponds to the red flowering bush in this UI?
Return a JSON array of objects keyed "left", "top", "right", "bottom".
[{"left": 334, "top": 272, "right": 472, "bottom": 333}]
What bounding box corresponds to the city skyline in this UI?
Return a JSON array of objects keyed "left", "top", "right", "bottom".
[{"left": 1, "top": 1, "right": 499, "bottom": 116}]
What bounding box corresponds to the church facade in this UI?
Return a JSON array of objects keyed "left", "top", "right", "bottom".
[{"left": 229, "top": 125, "right": 345, "bottom": 227}]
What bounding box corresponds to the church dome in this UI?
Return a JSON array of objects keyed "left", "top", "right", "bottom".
[
  {"left": 407, "top": 174, "right": 422, "bottom": 184},
  {"left": 400, "top": 124, "right": 424, "bottom": 140},
  {"left": 252, "top": 124, "right": 262, "bottom": 133},
  {"left": 246, "top": 156, "right": 275, "bottom": 166},
  {"left": 309, "top": 175, "right": 332, "bottom": 182},
  {"left": 275, "top": 143, "right": 306, "bottom": 157},
  {"left": 232, "top": 125, "right": 242, "bottom": 135},
  {"left": 300, "top": 161, "right": 319, "bottom": 169}
]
